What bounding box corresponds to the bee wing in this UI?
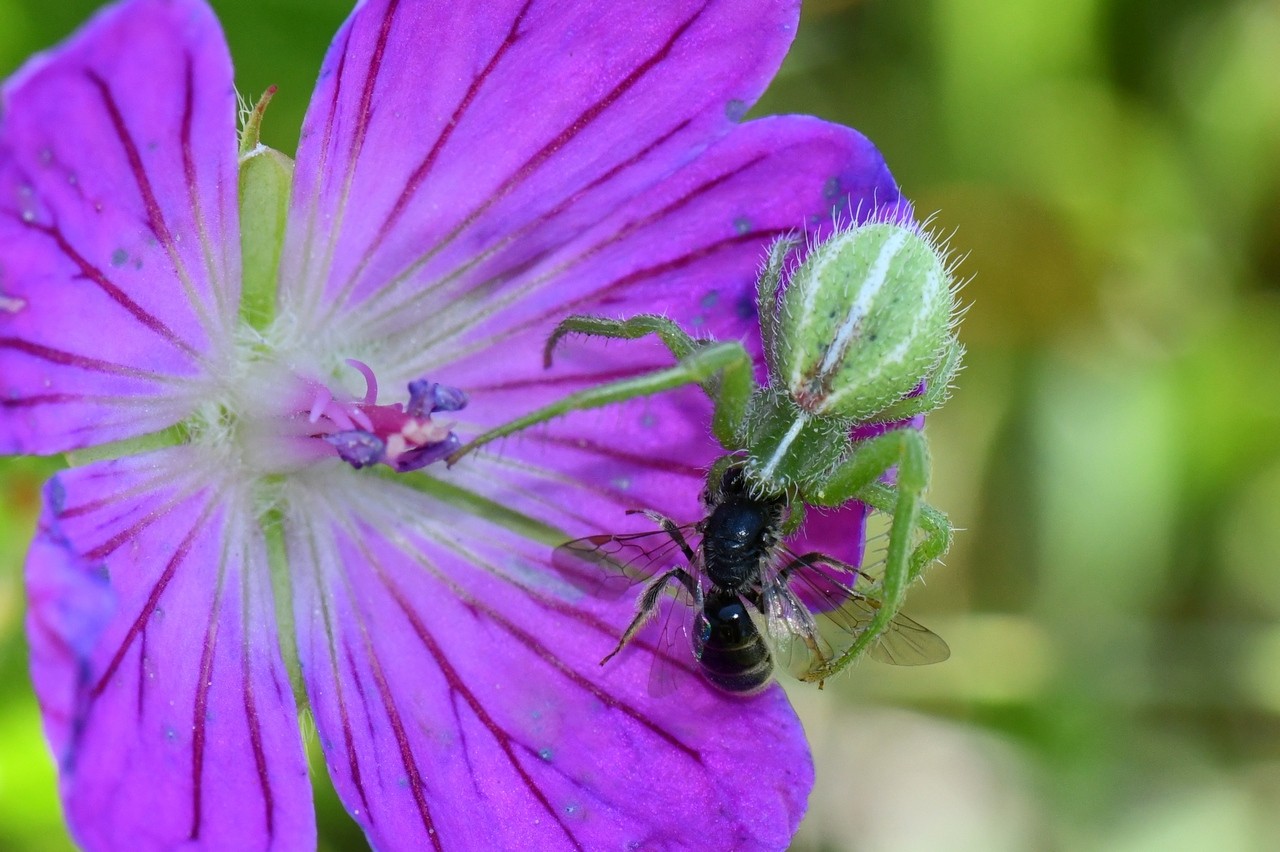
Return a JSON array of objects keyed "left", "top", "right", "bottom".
[
  {"left": 774, "top": 548, "right": 862, "bottom": 614},
  {"left": 550, "top": 524, "right": 696, "bottom": 601},
  {"left": 759, "top": 581, "right": 834, "bottom": 681},
  {"left": 770, "top": 549, "right": 950, "bottom": 669},
  {"left": 645, "top": 582, "right": 702, "bottom": 698}
]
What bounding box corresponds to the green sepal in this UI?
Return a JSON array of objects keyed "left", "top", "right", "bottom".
[
  {"left": 260, "top": 503, "right": 306, "bottom": 704},
  {"left": 238, "top": 146, "right": 293, "bottom": 331},
  {"left": 64, "top": 423, "right": 188, "bottom": 466},
  {"left": 237, "top": 87, "right": 292, "bottom": 332}
]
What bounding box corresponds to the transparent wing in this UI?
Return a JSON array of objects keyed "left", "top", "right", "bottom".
[
  {"left": 550, "top": 515, "right": 698, "bottom": 600},
  {"left": 644, "top": 583, "right": 703, "bottom": 698},
  {"left": 765, "top": 549, "right": 950, "bottom": 674},
  {"left": 759, "top": 581, "right": 834, "bottom": 680},
  {"left": 554, "top": 512, "right": 711, "bottom": 696}
]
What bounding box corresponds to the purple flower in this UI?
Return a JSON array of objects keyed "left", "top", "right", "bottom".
[{"left": 1, "top": 0, "right": 901, "bottom": 848}]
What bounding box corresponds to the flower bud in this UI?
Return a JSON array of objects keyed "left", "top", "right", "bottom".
[{"left": 775, "top": 222, "right": 954, "bottom": 421}]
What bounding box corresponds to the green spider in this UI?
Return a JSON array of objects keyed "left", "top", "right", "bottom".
[{"left": 450, "top": 217, "right": 962, "bottom": 683}]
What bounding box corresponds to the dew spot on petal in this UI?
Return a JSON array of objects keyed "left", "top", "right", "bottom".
[
  {"left": 164, "top": 725, "right": 177, "bottom": 742},
  {"left": 610, "top": 477, "right": 631, "bottom": 491},
  {"left": 823, "top": 176, "right": 843, "bottom": 200},
  {"left": 537, "top": 747, "right": 553, "bottom": 762},
  {"left": 0, "top": 294, "right": 27, "bottom": 313},
  {"left": 725, "top": 98, "right": 747, "bottom": 122},
  {"left": 700, "top": 290, "right": 719, "bottom": 309},
  {"left": 38, "top": 147, "right": 53, "bottom": 166},
  {"left": 111, "top": 248, "right": 129, "bottom": 267},
  {"left": 732, "top": 216, "right": 751, "bottom": 235}
]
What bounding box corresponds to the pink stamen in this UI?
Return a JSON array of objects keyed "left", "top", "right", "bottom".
[
  {"left": 323, "top": 400, "right": 356, "bottom": 432},
  {"left": 348, "top": 406, "right": 374, "bottom": 432},
  {"left": 308, "top": 386, "right": 333, "bottom": 424}
]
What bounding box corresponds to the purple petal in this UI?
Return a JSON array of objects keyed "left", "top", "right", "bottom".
[
  {"left": 288, "top": 477, "right": 810, "bottom": 850},
  {"left": 25, "top": 449, "right": 312, "bottom": 850},
  {"left": 0, "top": 0, "right": 240, "bottom": 454},
  {"left": 432, "top": 119, "right": 896, "bottom": 564},
  {"left": 278, "top": 0, "right": 810, "bottom": 334},
  {"left": 435, "top": 116, "right": 896, "bottom": 381}
]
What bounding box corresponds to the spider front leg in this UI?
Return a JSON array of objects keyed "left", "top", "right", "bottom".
[
  {"left": 801, "top": 426, "right": 950, "bottom": 680},
  {"left": 448, "top": 315, "right": 759, "bottom": 463},
  {"left": 544, "top": 314, "right": 758, "bottom": 447},
  {"left": 543, "top": 314, "right": 704, "bottom": 366}
]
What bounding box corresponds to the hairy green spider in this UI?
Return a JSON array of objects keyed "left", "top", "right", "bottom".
[{"left": 450, "top": 218, "right": 962, "bottom": 682}]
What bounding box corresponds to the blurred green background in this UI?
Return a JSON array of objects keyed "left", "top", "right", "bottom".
[{"left": 2, "top": 0, "right": 1277, "bottom": 849}]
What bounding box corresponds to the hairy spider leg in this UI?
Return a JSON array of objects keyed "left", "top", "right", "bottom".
[
  {"left": 543, "top": 314, "right": 758, "bottom": 448},
  {"left": 872, "top": 335, "right": 966, "bottom": 423},
  {"left": 447, "top": 315, "right": 759, "bottom": 463},
  {"left": 800, "top": 426, "right": 950, "bottom": 680}
]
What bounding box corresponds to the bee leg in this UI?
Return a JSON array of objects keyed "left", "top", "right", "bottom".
[
  {"left": 600, "top": 568, "right": 696, "bottom": 665},
  {"left": 805, "top": 427, "right": 949, "bottom": 679},
  {"left": 630, "top": 510, "right": 697, "bottom": 563}
]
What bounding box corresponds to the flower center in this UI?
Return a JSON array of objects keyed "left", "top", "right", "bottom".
[
  {"left": 209, "top": 354, "right": 467, "bottom": 477},
  {"left": 313, "top": 360, "right": 467, "bottom": 472}
]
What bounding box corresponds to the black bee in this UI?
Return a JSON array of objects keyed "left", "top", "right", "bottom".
[{"left": 552, "top": 465, "right": 949, "bottom": 695}]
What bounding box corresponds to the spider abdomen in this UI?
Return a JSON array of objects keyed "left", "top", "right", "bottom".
[{"left": 776, "top": 222, "right": 956, "bottom": 421}]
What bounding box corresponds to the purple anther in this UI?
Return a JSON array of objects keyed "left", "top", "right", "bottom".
[
  {"left": 393, "top": 432, "right": 462, "bottom": 472},
  {"left": 429, "top": 383, "right": 468, "bottom": 412},
  {"left": 406, "top": 379, "right": 468, "bottom": 416},
  {"left": 405, "top": 379, "right": 435, "bottom": 417},
  {"left": 324, "top": 430, "right": 386, "bottom": 469}
]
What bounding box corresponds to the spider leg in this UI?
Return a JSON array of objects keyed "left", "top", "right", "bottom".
[
  {"left": 449, "top": 315, "right": 760, "bottom": 463},
  {"left": 871, "top": 335, "right": 965, "bottom": 422},
  {"left": 545, "top": 314, "right": 758, "bottom": 448},
  {"left": 755, "top": 235, "right": 800, "bottom": 374},
  {"left": 801, "top": 426, "right": 950, "bottom": 679},
  {"left": 544, "top": 314, "right": 704, "bottom": 365},
  {"left": 446, "top": 336, "right": 754, "bottom": 464}
]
